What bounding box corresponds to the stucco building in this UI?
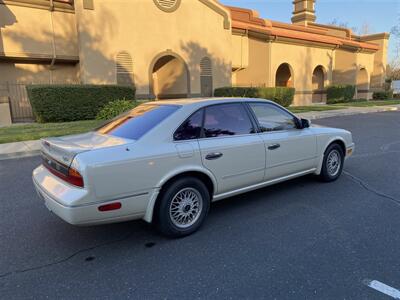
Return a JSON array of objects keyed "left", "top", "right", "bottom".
[{"left": 0, "top": 0, "right": 390, "bottom": 122}]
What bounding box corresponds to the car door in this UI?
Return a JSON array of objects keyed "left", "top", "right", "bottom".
[
  {"left": 198, "top": 103, "right": 266, "bottom": 194},
  {"left": 247, "top": 102, "right": 317, "bottom": 181}
]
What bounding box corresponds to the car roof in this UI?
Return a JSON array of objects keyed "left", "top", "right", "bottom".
[{"left": 146, "top": 97, "right": 274, "bottom": 107}]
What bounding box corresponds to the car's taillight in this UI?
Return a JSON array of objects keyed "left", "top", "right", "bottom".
[
  {"left": 43, "top": 155, "right": 84, "bottom": 188},
  {"left": 66, "top": 167, "right": 84, "bottom": 188}
]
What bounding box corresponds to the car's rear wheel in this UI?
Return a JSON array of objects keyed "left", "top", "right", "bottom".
[
  {"left": 319, "top": 143, "right": 344, "bottom": 182},
  {"left": 155, "top": 177, "right": 210, "bottom": 238}
]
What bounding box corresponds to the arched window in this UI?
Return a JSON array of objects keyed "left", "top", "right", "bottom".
[
  {"left": 116, "top": 51, "right": 134, "bottom": 86},
  {"left": 200, "top": 57, "right": 213, "bottom": 97},
  {"left": 275, "top": 63, "right": 293, "bottom": 87}
]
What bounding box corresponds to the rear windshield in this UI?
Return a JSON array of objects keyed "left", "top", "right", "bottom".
[{"left": 97, "top": 104, "right": 180, "bottom": 140}]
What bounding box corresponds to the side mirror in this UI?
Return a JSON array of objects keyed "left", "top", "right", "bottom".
[{"left": 301, "top": 118, "right": 311, "bottom": 129}]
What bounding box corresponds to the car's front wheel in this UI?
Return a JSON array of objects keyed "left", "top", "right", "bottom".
[
  {"left": 155, "top": 177, "right": 210, "bottom": 238},
  {"left": 319, "top": 143, "right": 344, "bottom": 182}
]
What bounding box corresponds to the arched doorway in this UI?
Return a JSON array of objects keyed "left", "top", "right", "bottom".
[
  {"left": 312, "top": 65, "right": 326, "bottom": 103},
  {"left": 275, "top": 63, "right": 294, "bottom": 87},
  {"left": 150, "top": 52, "right": 190, "bottom": 99},
  {"left": 357, "top": 68, "right": 369, "bottom": 99}
]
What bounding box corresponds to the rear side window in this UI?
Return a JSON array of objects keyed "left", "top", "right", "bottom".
[
  {"left": 97, "top": 104, "right": 180, "bottom": 140},
  {"left": 203, "top": 103, "right": 254, "bottom": 138},
  {"left": 174, "top": 109, "right": 204, "bottom": 141}
]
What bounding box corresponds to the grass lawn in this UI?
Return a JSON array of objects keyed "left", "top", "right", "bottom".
[
  {"left": 332, "top": 100, "right": 400, "bottom": 107},
  {"left": 289, "top": 105, "right": 346, "bottom": 113},
  {"left": 0, "top": 120, "right": 103, "bottom": 144}
]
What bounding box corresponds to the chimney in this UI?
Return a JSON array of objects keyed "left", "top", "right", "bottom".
[{"left": 291, "top": 0, "right": 316, "bottom": 26}]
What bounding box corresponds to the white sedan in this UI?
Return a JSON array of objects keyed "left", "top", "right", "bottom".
[{"left": 33, "top": 98, "right": 354, "bottom": 237}]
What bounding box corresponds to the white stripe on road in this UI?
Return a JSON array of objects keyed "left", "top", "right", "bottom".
[{"left": 364, "top": 279, "right": 400, "bottom": 299}]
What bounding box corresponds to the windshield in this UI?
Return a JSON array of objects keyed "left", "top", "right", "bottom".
[{"left": 97, "top": 104, "right": 180, "bottom": 140}]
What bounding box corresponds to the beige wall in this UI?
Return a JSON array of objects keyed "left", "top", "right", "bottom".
[
  {"left": 333, "top": 49, "right": 374, "bottom": 99},
  {"left": 0, "top": 62, "right": 79, "bottom": 83},
  {"left": 232, "top": 34, "right": 249, "bottom": 71},
  {"left": 232, "top": 35, "right": 384, "bottom": 105},
  {"left": 0, "top": 4, "right": 78, "bottom": 60},
  {"left": 75, "top": 0, "right": 232, "bottom": 98},
  {"left": 366, "top": 38, "right": 389, "bottom": 89},
  {"left": 233, "top": 36, "right": 270, "bottom": 87},
  {"left": 0, "top": 3, "right": 79, "bottom": 84}
]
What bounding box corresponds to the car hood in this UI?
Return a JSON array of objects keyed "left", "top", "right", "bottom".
[
  {"left": 310, "top": 124, "right": 347, "bottom": 133},
  {"left": 41, "top": 132, "right": 132, "bottom": 166}
]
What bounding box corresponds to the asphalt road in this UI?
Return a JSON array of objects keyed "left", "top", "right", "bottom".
[{"left": 1, "top": 111, "right": 400, "bottom": 299}]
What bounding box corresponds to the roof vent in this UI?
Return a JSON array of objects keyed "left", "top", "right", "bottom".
[{"left": 154, "top": 0, "right": 181, "bottom": 12}]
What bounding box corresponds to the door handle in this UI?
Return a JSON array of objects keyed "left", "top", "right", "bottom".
[
  {"left": 268, "top": 144, "right": 281, "bottom": 150},
  {"left": 205, "top": 152, "right": 223, "bottom": 160}
]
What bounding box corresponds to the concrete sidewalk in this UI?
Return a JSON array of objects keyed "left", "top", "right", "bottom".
[
  {"left": 0, "top": 140, "right": 41, "bottom": 161},
  {"left": 296, "top": 104, "right": 400, "bottom": 120},
  {"left": 0, "top": 104, "right": 399, "bottom": 161}
]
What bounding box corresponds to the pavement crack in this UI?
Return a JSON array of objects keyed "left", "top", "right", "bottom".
[
  {"left": 0, "top": 230, "right": 136, "bottom": 279},
  {"left": 344, "top": 170, "right": 400, "bottom": 207}
]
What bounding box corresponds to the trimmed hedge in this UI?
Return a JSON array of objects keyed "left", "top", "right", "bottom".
[
  {"left": 326, "top": 85, "right": 356, "bottom": 104},
  {"left": 214, "top": 87, "right": 295, "bottom": 107},
  {"left": 372, "top": 90, "right": 394, "bottom": 100},
  {"left": 27, "top": 84, "right": 136, "bottom": 122},
  {"left": 96, "top": 100, "right": 139, "bottom": 120}
]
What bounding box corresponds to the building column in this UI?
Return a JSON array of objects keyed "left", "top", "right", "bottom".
[{"left": 266, "top": 41, "right": 273, "bottom": 87}]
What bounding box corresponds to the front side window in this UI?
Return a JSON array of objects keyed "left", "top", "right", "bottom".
[
  {"left": 174, "top": 109, "right": 204, "bottom": 141},
  {"left": 203, "top": 103, "right": 254, "bottom": 138},
  {"left": 249, "top": 103, "right": 296, "bottom": 132},
  {"left": 97, "top": 104, "right": 180, "bottom": 140}
]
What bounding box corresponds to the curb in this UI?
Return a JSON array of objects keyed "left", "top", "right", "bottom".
[
  {"left": 0, "top": 140, "right": 41, "bottom": 161},
  {"left": 296, "top": 106, "right": 399, "bottom": 120},
  {"left": 0, "top": 150, "right": 41, "bottom": 161}
]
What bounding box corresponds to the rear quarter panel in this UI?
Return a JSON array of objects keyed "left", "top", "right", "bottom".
[{"left": 78, "top": 141, "right": 206, "bottom": 202}]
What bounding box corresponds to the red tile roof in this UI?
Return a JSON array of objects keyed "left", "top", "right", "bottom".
[{"left": 227, "top": 6, "right": 380, "bottom": 52}]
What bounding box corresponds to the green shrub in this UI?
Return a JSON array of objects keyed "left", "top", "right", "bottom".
[
  {"left": 214, "top": 87, "right": 295, "bottom": 107},
  {"left": 373, "top": 90, "right": 394, "bottom": 100},
  {"left": 326, "top": 85, "right": 356, "bottom": 104},
  {"left": 96, "top": 100, "right": 138, "bottom": 120},
  {"left": 27, "top": 84, "right": 136, "bottom": 122}
]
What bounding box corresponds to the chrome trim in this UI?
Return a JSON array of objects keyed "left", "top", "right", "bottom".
[
  {"left": 213, "top": 168, "right": 317, "bottom": 201},
  {"left": 222, "top": 167, "right": 265, "bottom": 180},
  {"left": 268, "top": 156, "right": 317, "bottom": 168},
  {"left": 73, "top": 192, "right": 149, "bottom": 208}
]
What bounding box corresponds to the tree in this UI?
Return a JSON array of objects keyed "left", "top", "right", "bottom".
[
  {"left": 328, "top": 19, "right": 357, "bottom": 33},
  {"left": 358, "top": 22, "right": 373, "bottom": 35},
  {"left": 388, "top": 16, "right": 400, "bottom": 80}
]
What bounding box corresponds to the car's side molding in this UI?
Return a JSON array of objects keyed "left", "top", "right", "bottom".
[
  {"left": 213, "top": 168, "right": 317, "bottom": 201},
  {"left": 142, "top": 166, "right": 218, "bottom": 223}
]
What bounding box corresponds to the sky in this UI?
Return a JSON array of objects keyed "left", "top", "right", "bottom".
[{"left": 220, "top": 0, "right": 399, "bottom": 62}]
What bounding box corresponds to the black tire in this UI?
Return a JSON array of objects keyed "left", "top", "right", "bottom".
[
  {"left": 155, "top": 177, "right": 210, "bottom": 238},
  {"left": 319, "top": 143, "right": 345, "bottom": 182}
]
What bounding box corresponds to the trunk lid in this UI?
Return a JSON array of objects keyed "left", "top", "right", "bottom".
[{"left": 41, "top": 132, "right": 131, "bottom": 166}]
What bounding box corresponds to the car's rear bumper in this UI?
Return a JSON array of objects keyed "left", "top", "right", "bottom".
[{"left": 33, "top": 165, "right": 150, "bottom": 226}]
